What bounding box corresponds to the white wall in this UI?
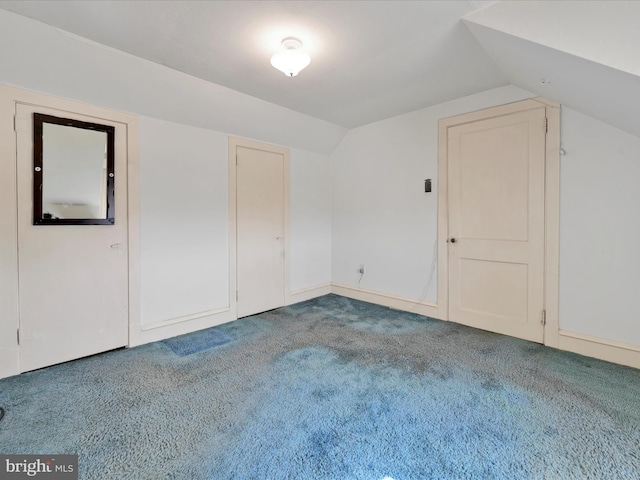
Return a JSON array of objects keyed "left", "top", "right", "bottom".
[
  {"left": 332, "top": 86, "right": 640, "bottom": 350},
  {"left": 139, "top": 117, "right": 229, "bottom": 326},
  {"left": 138, "top": 118, "right": 333, "bottom": 328},
  {"left": 2, "top": 4, "right": 638, "bottom": 365},
  {"left": 289, "top": 148, "right": 332, "bottom": 292},
  {"left": 137, "top": 122, "right": 333, "bottom": 331},
  {"left": 559, "top": 107, "right": 640, "bottom": 345},
  {"left": 0, "top": 8, "right": 335, "bottom": 358},
  {"left": 331, "top": 86, "right": 535, "bottom": 303}
]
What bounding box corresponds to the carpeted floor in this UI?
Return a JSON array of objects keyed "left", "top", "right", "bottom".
[{"left": 0, "top": 294, "right": 639, "bottom": 479}]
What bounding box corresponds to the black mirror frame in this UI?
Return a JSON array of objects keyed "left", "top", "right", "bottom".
[{"left": 33, "top": 113, "right": 115, "bottom": 225}]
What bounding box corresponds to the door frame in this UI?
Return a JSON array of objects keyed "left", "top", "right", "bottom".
[
  {"left": 437, "top": 97, "right": 560, "bottom": 347},
  {"left": 0, "top": 85, "right": 140, "bottom": 378},
  {"left": 228, "top": 136, "right": 290, "bottom": 320}
]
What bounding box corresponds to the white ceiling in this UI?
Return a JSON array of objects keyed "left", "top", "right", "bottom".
[
  {"left": 2, "top": 0, "right": 637, "bottom": 142},
  {"left": 466, "top": 1, "right": 640, "bottom": 77},
  {"left": 0, "top": 0, "right": 507, "bottom": 128},
  {"left": 465, "top": 1, "right": 640, "bottom": 139}
]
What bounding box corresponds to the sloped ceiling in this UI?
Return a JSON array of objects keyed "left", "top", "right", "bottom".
[
  {"left": 0, "top": 8, "right": 348, "bottom": 154},
  {"left": 1, "top": 0, "right": 637, "bottom": 146},
  {"left": 0, "top": 0, "right": 506, "bottom": 129},
  {"left": 465, "top": 1, "right": 640, "bottom": 138}
]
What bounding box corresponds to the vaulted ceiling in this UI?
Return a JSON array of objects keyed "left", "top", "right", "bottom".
[
  {"left": 465, "top": 1, "right": 640, "bottom": 139},
  {"left": 0, "top": 0, "right": 638, "bottom": 139},
  {"left": 0, "top": 0, "right": 506, "bottom": 128}
]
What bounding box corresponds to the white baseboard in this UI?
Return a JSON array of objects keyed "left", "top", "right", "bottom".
[
  {"left": 7, "top": 292, "right": 637, "bottom": 379},
  {"left": 131, "top": 307, "right": 234, "bottom": 346},
  {"left": 331, "top": 282, "right": 441, "bottom": 319},
  {"left": 330, "top": 284, "right": 640, "bottom": 371},
  {"left": 286, "top": 283, "right": 332, "bottom": 306},
  {"left": 132, "top": 282, "right": 332, "bottom": 347},
  {"left": 132, "top": 283, "right": 332, "bottom": 347},
  {"left": 557, "top": 330, "right": 640, "bottom": 370}
]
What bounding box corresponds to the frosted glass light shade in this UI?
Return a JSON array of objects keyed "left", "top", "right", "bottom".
[{"left": 270, "top": 38, "right": 311, "bottom": 77}]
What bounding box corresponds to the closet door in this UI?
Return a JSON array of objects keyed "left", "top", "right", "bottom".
[{"left": 235, "top": 143, "right": 287, "bottom": 318}]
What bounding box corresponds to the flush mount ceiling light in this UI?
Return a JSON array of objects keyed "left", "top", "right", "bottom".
[{"left": 270, "top": 37, "right": 311, "bottom": 77}]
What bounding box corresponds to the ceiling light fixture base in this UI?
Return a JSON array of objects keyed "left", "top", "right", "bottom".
[{"left": 270, "top": 37, "right": 311, "bottom": 77}]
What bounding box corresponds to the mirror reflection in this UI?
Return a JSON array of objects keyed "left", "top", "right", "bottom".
[{"left": 33, "top": 114, "right": 115, "bottom": 225}]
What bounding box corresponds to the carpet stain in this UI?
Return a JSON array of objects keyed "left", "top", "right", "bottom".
[
  {"left": 161, "top": 326, "right": 233, "bottom": 356},
  {"left": 0, "top": 294, "right": 639, "bottom": 479}
]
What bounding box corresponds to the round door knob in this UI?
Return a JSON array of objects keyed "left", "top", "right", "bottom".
[{"left": 450, "top": 238, "right": 456, "bottom": 243}]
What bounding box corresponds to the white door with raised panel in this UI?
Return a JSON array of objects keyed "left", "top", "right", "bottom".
[
  {"left": 447, "top": 106, "right": 546, "bottom": 342},
  {"left": 16, "top": 103, "right": 128, "bottom": 372},
  {"left": 236, "top": 144, "right": 286, "bottom": 318}
]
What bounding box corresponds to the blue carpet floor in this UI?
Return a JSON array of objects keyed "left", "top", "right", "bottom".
[{"left": 0, "top": 294, "right": 639, "bottom": 479}]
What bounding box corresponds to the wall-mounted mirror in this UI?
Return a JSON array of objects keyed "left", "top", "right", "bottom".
[{"left": 33, "top": 113, "right": 115, "bottom": 225}]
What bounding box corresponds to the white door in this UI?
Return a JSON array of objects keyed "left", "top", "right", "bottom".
[
  {"left": 447, "top": 107, "right": 546, "bottom": 342},
  {"left": 236, "top": 145, "right": 285, "bottom": 318},
  {"left": 16, "top": 103, "right": 128, "bottom": 372}
]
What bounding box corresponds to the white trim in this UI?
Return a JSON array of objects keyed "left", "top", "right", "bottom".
[
  {"left": 139, "top": 281, "right": 330, "bottom": 342},
  {"left": 439, "top": 98, "right": 548, "bottom": 128},
  {"left": 541, "top": 100, "right": 561, "bottom": 347},
  {"left": 558, "top": 330, "right": 640, "bottom": 370},
  {"left": 228, "top": 137, "right": 238, "bottom": 321},
  {"left": 437, "top": 98, "right": 561, "bottom": 346},
  {"left": 0, "top": 87, "right": 20, "bottom": 379},
  {"left": 331, "top": 282, "right": 441, "bottom": 319},
  {"left": 283, "top": 147, "right": 291, "bottom": 312},
  {"left": 228, "top": 136, "right": 291, "bottom": 320},
  {"left": 329, "top": 282, "right": 640, "bottom": 370},
  {"left": 286, "top": 283, "right": 332, "bottom": 305},
  {"left": 140, "top": 306, "right": 231, "bottom": 331},
  {"left": 436, "top": 115, "right": 449, "bottom": 321},
  {"left": 132, "top": 308, "right": 235, "bottom": 346},
  {"left": 126, "top": 119, "right": 142, "bottom": 347},
  {"left": 531, "top": 97, "right": 561, "bottom": 109}
]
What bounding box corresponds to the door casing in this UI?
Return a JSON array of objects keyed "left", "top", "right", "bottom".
[{"left": 0, "top": 85, "right": 140, "bottom": 378}]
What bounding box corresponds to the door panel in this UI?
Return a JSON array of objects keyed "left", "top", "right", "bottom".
[
  {"left": 456, "top": 121, "right": 530, "bottom": 241},
  {"left": 459, "top": 259, "right": 528, "bottom": 321},
  {"left": 236, "top": 146, "right": 285, "bottom": 318},
  {"left": 448, "top": 107, "right": 546, "bottom": 342},
  {"left": 16, "top": 103, "right": 128, "bottom": 372}
]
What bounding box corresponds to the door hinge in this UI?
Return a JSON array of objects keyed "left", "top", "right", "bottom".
[
  {"left": 236, "top": 291, "right": 238, "bottom": 301},
  {"left": 17, "top": 328, "right": 20, "bottom": 345},
  {"left": 13, "top": 115, "right": 16, "bottom": 132},
  {"left": 236, "top": 155, "right": 238, "bottom": 166},
  {"left": 541, "top": 309, "right": 547, "bottom": 326},
  {"left": 544, "top": 117, "right": 548, "bottom": 133}
]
